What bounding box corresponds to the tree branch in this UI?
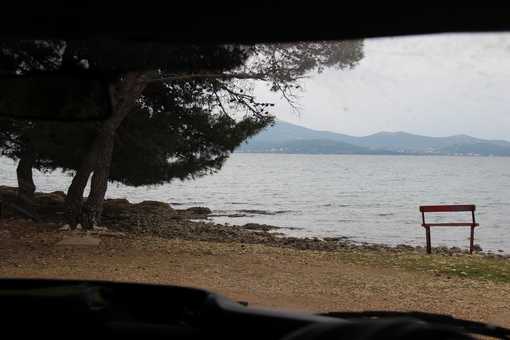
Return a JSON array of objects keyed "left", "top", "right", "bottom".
[
  {"left": 213, "top": 88, "right": 228, "bottom": 116},
  {"left": 148, "top": 72, "right": 268, "bottom": 83},
  {"left": 220, "top": 85, "right": 255, "bottom": 100},
  {"left": 274, "top": 81, "right": 300, "bottom": 113}
]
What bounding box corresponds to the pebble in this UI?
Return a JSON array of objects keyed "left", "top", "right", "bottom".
[{"left": 0, "top": 230, "right": 11, "bottom": 239}]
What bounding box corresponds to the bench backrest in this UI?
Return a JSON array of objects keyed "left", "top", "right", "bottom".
[
  {"left": 419, "top": 205, "right": 475, "bottom": 213},
  {"left": 420, "top": 204, "right": 476, "bottom": 226}
]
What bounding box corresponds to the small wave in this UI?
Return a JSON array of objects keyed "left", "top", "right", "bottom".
[
  {"left": 210, "top": 210, "right": 254, "bottom": 218},
  {"left": 210, "top": 213, "right": 253, "bottom": 218},
  {"left": 211, "top": 209, "right": 294, "bottom": 218},
  {"left": 320, "top": 203, "right": 350, "bottom": 207},
  {"left": 377, "top": 213, "right": 394, "bottom": 217},
  {"left": 363, "top": 203, "right": 383, "bottom": 208},
  {"left": 228, "top": 202, "right": 264, "bottom": 206},
  {"left": 274, "top": 210, "right": 294, "bottom": 214},
  {"left": 238, "top": 209, "right": 294, "bottom": 215},
  {"left": 179, "top": 201, "right": 205, "bottom": 205}
]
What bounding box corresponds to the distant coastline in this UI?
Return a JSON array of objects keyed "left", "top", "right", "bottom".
[
  {"left": 236, "top": 121, "right": 510, "bottom": 157},
  {"left": 235, "top": 150, "right": 509, "bottom": 157}
]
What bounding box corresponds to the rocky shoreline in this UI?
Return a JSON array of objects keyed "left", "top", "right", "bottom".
[{"left": 1, "top": 186, "right": 509, "bottom": 259}]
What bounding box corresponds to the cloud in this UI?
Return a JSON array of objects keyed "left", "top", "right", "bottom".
[{"left": 254, "top": 33, "right": 510, "bottom": 140}]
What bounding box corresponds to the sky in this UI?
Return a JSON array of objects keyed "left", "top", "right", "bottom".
[{"left": 253, "top": 33, "right": 510, "bottom": 140}]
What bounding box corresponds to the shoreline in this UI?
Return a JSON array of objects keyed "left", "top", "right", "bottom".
[{"left": 1, "top": 185, "right": 509, "bottom": 260}]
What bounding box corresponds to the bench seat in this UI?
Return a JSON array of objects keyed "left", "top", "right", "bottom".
[{"left": 422, "top": 223, "right": 479, "bottom": 227}]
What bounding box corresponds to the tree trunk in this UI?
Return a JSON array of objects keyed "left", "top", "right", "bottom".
[
  {"left": 64, "top": 72, "right": 147, "bottom": 228},
  {"left": 64, "top": 134, "right": 103, "bottom": 228},
  {"left": 82, "top": 132, "right": 114, "bottom": 228},
  {"left": 16, "top": 148, "right": 36, "bottom": 206}
]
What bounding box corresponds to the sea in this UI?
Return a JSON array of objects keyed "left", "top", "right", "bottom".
[{"left": 1, "top": 154, "right": 509, "bottom": 253}]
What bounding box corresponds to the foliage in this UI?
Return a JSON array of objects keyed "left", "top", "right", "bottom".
[{"left": 0, "top": 38, "right": 364, "bottom": 188}]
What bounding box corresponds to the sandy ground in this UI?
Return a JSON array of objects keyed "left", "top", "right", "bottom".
[{"left": 1, "top": 221, "right": 509, "bottom": 328}]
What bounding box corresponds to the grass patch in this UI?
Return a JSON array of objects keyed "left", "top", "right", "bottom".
[{"left": 333, "top": 250, "right": 510, "bottom": 283}]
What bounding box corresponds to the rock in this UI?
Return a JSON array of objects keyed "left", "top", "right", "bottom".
[
  {"left": 50, "top": 191, "right": 66, "bottom": 198},
  {"left": 35, "top": 191, "right": 66, "bottom": 205},
  {"left": 0, "top": 186, "right": 17, "bottom": 195},
  {"left": 497, "top": 249, "right": 504, "bottom": 253},
  {"left": 395, "top": 244, "right": 415, "bottom": 251},
  {"left": 185, "top": 207, "right": 212, "bottom": 215},
  {"left": 473, "top": 244, "right": 483, "bottom": 252},
  {"left": 241, "top": 223, "right": 279, "bottom": 232},
  {"left": 209, "top": 213, "right": 249, "bottom": 218},
  {"left": 32, "top": 192, "right": 67, "bottom": 221},
  {"left": 101, "top": 198, "right": 177, "bottom": 231},
  {"left": 104, "top": 198, "right": 131, "bottom": 209},
  {"left": 283, "top": 226, "right": 302, "bottom": 231},
  {"left": 324, "top": 236, "right": 349, "bottom": 242},
  {"left": 136, "top": 200, "right": 173, "bottom": 210},
  {"left": 56, "top": 235, "right": 101, "bottom": 246},
  {"left": 433, "top": 246, "right": 450, "bottom": 254}
]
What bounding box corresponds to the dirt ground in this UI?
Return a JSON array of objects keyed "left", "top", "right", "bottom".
[{"left": 1, "top": 220, "right": 509, "bottom": 328}]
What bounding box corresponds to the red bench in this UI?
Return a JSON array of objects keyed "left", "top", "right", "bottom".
[{"left": 419, "top": 205, "right": 479, "bottom": 254}]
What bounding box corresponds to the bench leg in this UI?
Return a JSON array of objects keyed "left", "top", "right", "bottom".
[
  {"left": 425, "top": 226, "right": 431, "bottom": 254},
  {"left": 470, "top": 226, "right": 475, "bottom": 254}
]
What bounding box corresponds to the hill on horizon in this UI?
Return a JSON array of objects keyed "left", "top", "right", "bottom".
[{"left": 236, "top": 121, "right": 510, "bottom": 156}]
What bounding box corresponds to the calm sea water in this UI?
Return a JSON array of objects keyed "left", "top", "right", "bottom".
[{"left": 1, "top": 154, "right": 509, "bottom": 253}]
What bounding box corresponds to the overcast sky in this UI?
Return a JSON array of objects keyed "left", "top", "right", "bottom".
[{"left": 254, "top": 33, "right": 510, "bottom": 140}]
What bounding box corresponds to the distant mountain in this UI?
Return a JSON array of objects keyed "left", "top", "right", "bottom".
[
  {"left": 243, "top": 120, "right": 356, "bottom": 144},
  {"left": 349, "top": 131, "right": 510, "bottom": 152},
  {"left": 236, "top": 121, "right": 510, "bottom": 156},
  {"left": 241, "top": 139, "right": 399, "bottom": 155}
]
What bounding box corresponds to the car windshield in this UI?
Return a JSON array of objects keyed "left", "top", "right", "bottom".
[{"left": 0, "top": 33, "right": 509, "bottom": 328}]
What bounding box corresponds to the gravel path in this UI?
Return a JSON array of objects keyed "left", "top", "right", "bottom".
[{"left": 1, "top": 220, "right": 509, "bottom": 328}]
